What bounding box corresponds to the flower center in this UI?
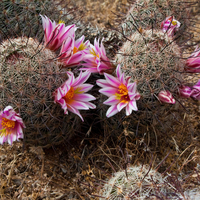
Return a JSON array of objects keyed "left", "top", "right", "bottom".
[
  {"left": 2, "top": 117, "right": 15, "bottom": 129},
  {"left": 171, "top": 20, "right": 177, "bottom": 26},
  {"left": 78, "top": 42, "right": 86, "bottom": 51},
  {"left": 116, "top": 84, "right": 130, "bottom": 103},
  {"left": 64, "top": 87, "right": 74, "bottom": 102},
  {"left": 58, "top": 19, "right": 65, "bottom": 24},
  {"left": 73, "top": 43, "right": 87, "bottom": 55},
  {"left": 0, "top": 118, "right": 15, "bottom": 136},
  {"left": 73, "top": 46, "right": 79, "bottom": 54},
  {"left": 90, "top": 48, "right": 100, "bottom": 59}
]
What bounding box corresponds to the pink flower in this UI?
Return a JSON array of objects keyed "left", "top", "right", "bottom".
[
  {"left": 53, "top": 71, "right": 96, "bottom": 121},
  {"left": 96, "top": 64, "right": 140, "bottom": 117},
  {"left": 57, "top": 35, "right": 90, "bottom": 67},
  {"left": 0, "top": 106, "right": 25, "bottom": 145},
  {"left": 190, "top": 79, "right": 200, "bottom": 100},
  {"left": 178, "top": 85, "right": 192, "bottom": 98},
  {"left": 184, "top": 46, "right": 200, "bottom": 73},
  {"left": 40, "top": 15, "right": 76, "bottom": 51},
  {"left": 80, "top": 38, "right": 115, "bottom": 74},
  {"left": 158, "top": 90, "right": 175, "bottom": 104},
  {"left": 161, "top": 16, "right": 181, "bottom": 37}
]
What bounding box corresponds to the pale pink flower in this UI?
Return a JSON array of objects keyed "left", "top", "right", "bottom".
[
  {"left": 178, "top": 85, "right": 192, "bottom": 98},
  {"left": 80, "top": 38, "right": 114, "bottom": 74},
  {"left": 161, "top": 16, "right": 181, "bottom": 37},
  {"left": 184, "top": 46, "right": 200, "bottom": 73},
  {"left": 158, "top": 90, "right": 176, "bottom": 104},
  {"left": 190, "top": 79, "right": 200, "bottom": 100},
  {"left": 40, "top": 15, "right": 76, "bottom": 51},
  {"left": 96, "top": 64, "right": 140, "bottom": 117},
  {"left": 0, "top": 106, "right": 25, "bottom": 145},
  {"left": 57, "top": 35, "right": 90, "bottom": 67},
  {"left": 53, "top": 71, "right": 96, "bottom": 121}
]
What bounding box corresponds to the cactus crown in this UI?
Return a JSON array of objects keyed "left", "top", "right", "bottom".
[{"left": 0, "top": 37, "right": 82, "bottom": 147}]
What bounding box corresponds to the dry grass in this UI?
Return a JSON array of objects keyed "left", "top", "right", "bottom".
[{"left": 63, "top": 0, "right": 131, "bottom": 28}]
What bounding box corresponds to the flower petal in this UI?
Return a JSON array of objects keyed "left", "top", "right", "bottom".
[{"left": 106, "top": 105, "right": 119, "bottom": 118}]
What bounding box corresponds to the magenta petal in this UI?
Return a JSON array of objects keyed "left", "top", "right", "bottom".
[
  {"left": 80, "top": 67, "right": 99, "bottom": 73},
  {"left": 54, "top": 87, "right": 65, "bottom": 102},
  {"left": 74, "top": 71, "right": 91, "bottom": 87},
  {"left": 125, "top": 104, "right": 133, "bottom": 116},
  {"left": 100, "top": 39, "right": 106, "bottom": 56},
  {"left": 75, "top": 35, "right": 85, "bottom": 47},
  {"left": 60, "top": 37, "right": 74, "bottom": 54},
  {"left": 59, "top": 24, "right": 76, "bottom": 42},
  {"left": 99, "top": 87, "right": 118, "bottom": 97},
  {"left": 74, "top": 93, "right": 96, "bottom": 102},
  {"left": 179, "top": 86, "right": 192, "bottom": 98},
  {"left": 117, "top": 102, "right": 127, "bottom": 112},
  {"left": 0, "top": 135, "right": 6, "bottom": 144},
  {"left": 104, "top": 73, "right": 120, "bottom": 87},
  {"left": 128, "top": 82, "right": 137, "bottom": 93},
  {"left": 96, "top": 79, "right": 112, "bottom": 88},
  {"left": 129, "top": 100, "right": 138, "bottom": 111},
  {"left": 67, "top": 106, "right": 84, "bottom": 121},
  {"left": 86, "top": 102, "right": 96, "bottom": 109},
  {"left": 106, "top": 105, "right": 119, "bottom": 118},
  {"left": 103, "top": 95, "right": 119, "bottom": 105},
  {"left": 70, "top": 101, "right": 90, "bottom": 110},
  {"left": 116, "top": 64, "right": 122, "bottom": 79},
  {"left": 158, "top": 90, "right": 175, "bottom": 104},
  {"left": 8, "top": 134, "right": 16, "bottom": 145},
  {"left": 66, "top": 52, "right": 83, "bottom": 67},
  {"left": 76, "top": 84, "right": 93, "bottom": 93}
]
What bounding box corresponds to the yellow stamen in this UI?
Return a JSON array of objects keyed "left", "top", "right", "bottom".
[
  {"left": 64, "top": 87, "right": 74, "bottom": 102},
  {"left": 172, "top": 20, "right": 177, "bottom": 26},
  {"left": 1, "top": 118, "right": 15, "bottom": 129},
  {"left": 115, "top": 84, "right": 130, "bottom": 103},
  {"left": 90, "top": 48, "right": 99, "bottom": 58},
  {"left": 58, "top": 19, "right": 65, "bottom": 24},
  {"left": 0, "top": 118, "right": 15, "bottom": 136},
  {"left": 118, "top": 84, "right": 128, "bottom": 96},
  {"left": 78, "top": 42, "right": 86, "bottom": 51}
]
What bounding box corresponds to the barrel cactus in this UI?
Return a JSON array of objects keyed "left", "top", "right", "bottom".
[
  {"left": 95, "top": 0, "right": 199, "bottom": 166},
  {"left": 0, "top": 37, "right": 83, "bottom": 147},
  {"left": 98, "top": 165, "right": 200, "bottom": 200},
  {"left": 99, "top": 165, "right": 167, "bottom": 199}
]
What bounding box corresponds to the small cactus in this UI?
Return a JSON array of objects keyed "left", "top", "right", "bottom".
[
  {"left": 98, "top": 165, "right": 200, "bottom": 200},
  {"left": 0, "top": 37, "right": 82, "bottom": 147},
  {"left": 99, "top": 165, "right": 167, "bottom": 199},
  {"left": 97, "top": 0, "right": 198, "bottom": 159},
  {"left": 115, "top": 29, "right": 182, "bottom": 100}
]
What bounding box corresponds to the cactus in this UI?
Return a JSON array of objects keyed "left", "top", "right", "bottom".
[
  {"left": 96, "top": 0, "right": 200, "bottom": 164},
  {"left": 99, "top": 165, "right": 168, "bottom": 199},
  {"left": 120, "top": 0, "right": 191, "bottom": 36},
  {"left": 98, "top": 28, "right": 186, "bottom": 138},
  {"left": 0, "top": 0, "right": 110, "bottom": 44},
  {"left": 0, "top": 37, "right": 82, "bottom": 147},
  {"left": 115, "top": 29, "right": 182, "bottom": 100},
  {"left": 98, "top": 165, "right": 200, "bottom": 199}
]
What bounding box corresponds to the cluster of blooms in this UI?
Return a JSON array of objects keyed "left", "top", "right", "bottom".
[
  {"left": 4, "top": 15, "right": 199, "bottom": 145},
  {"left": 0, "top": 15, "right": 141, "bottom": 145},
  {"left": 160, "top": 16, "right": 200, "bottom": 103},
  {"left": 157, "top": 16, "right": 181, "bottom": 104},
  {"left": 179, "top": 80, "right": 200, "bottom": 100},
  {"left": 179, "top": 44, "right": 200, "bottom": 100}
]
